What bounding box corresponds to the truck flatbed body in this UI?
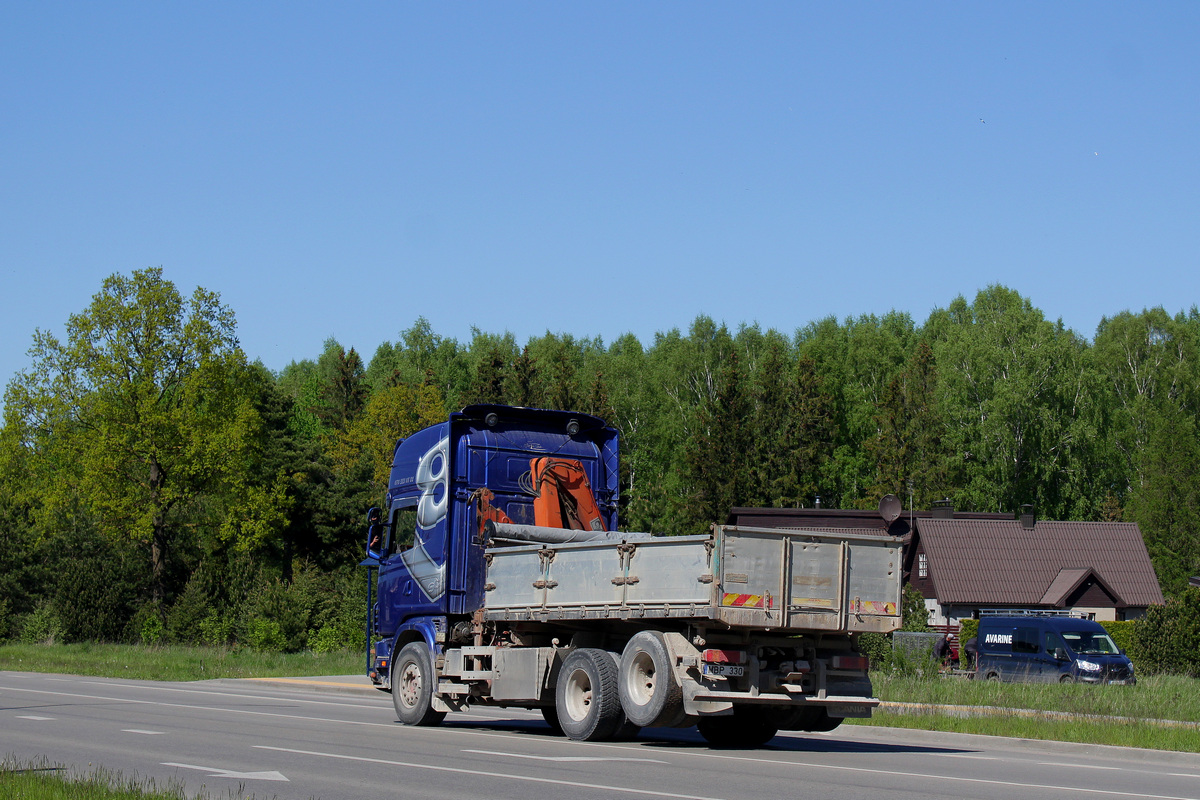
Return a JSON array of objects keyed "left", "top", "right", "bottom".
[{"left": 485, "top": 525, "right": 900, "bottom": 633}]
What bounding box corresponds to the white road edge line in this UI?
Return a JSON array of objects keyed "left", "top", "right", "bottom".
[
  {"left": 1039, "top": 762, "right": 1122, "bottom": 770},
  {"left": 15, "top": 715, "right": 54, "bottom": 721},
  {"left": 254, "top": 745, "right": 721, "bottom": 800},
  {"left": 463, "top": 748, "right": 667, "bottom": 763},
  {"left": 122, "top": 729, "right": 165, "bottom": 735}
]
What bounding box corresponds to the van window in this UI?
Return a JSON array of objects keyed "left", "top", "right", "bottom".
[
  {"left": 1044, "top": 631, "right": 1064, "bottom": 655},
  {"left": 1063, "top": 630, "right": 1119, "bottom": 655},
  {"left": 1013, "top": 627, "right": 1040, "bottom": 654}
]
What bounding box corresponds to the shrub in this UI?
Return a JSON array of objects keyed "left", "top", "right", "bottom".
[
  {"left": 166, "top": 572, "right": 215, "bottom": 644},
  {"left": 1132, "top": 588, "right": 1200, "bottom": 676},
  {"left": 140, "top": 614, "right": 166, "bottom": 646},
  {"left": 54, "top": 535, "right": 142, "bottom": 643},
  {"left": 20, "top": 601, "right": 64, "bottom": 644},
  {"left": 245, "top": 618, "right": 287, "bottom": 652},
  {"left": 900, "top": 584, "right": 930, "bottom": 632},
  {"left": 199, "top": 612, "right": 234, "bottom": 646},
  {"left": 858, "top": 632, "right": 891, "bottom": 670}
]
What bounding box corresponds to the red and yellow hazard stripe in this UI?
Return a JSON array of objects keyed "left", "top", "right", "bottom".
[{"left": 722, "top": 593, "right": 765, "bottom": 608}]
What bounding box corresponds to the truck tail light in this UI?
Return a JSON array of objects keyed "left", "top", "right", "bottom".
[
  {"left": 701, "top": 649, "right": 748, "bottom": 665},
  {"left": 831, "top": 655, "right": 869, "bottom": 671}
]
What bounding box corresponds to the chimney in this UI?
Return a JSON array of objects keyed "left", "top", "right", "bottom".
[
  {"left": 932, "top": 498, "right": 954, "bottom": 519},
  {"left": 1019, "top": 504, "right": 1036, "bottom": 529},
  {"left": 814, "top": 496, "right": 822, "bottom": 509}
]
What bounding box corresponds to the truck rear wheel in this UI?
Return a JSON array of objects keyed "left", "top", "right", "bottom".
[
  {"left": 619, "top": 631, "right": 686, "bottom": 728},
  {"left": 697, "top": 706, "right": 779, "bottom": 747},
  {"left": 556, "top": 648, "right": 624, "bottom": 741},
  {"left": 392, "top": 642, "right": 447, "bottom": 727}
]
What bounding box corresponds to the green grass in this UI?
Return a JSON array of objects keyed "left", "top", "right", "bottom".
[
  {"left": 0, "top": 642, "right": 363, "bottom": 682},
  {"left": 854, "top": 671, "right": 1200, "bottom": 752},
  {"left": 848, "top": 709, "right": 1200, "bottom": 752},
  {"left": 0, "top": 757, "right": 258, "bottom": 800},
  {"left": 873, "top": 672, "right": 1200, "bottom": 722}
]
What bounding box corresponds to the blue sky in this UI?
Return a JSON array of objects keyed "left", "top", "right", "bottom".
[{"left": 2, "top": 3, "right": 1198, "bottom": 387}]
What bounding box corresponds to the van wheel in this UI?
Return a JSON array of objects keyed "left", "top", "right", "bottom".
[
  {"left": 985, "top": 672, "right": 1000, "bottom": 682},
  {"left": 392, "top": 642, "right": 447, "bottom": 726},
  {"left": 1059, "top": 674, "right": 1075, "bottom": 684}
]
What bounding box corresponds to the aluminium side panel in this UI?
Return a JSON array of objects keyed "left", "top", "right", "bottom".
[
  {"left": 485, "top": 545, "right": 547, "bottom": 610},
  {"left": 541, "top": 542, "right": 626, "bottom": 608},
  {"left": 621, "top": 536, "right": 714, "bottom": 607}
]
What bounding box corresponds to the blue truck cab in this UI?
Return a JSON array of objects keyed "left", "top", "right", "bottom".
[
  {"left": 364, "top": 404, "right": 619, "bottom": 689},
  {"left": 975, "top": 615, "right": 1135, "bottom": 684}
]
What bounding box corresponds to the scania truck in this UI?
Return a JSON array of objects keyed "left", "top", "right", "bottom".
[{"left": 364, "top": 405, "right": 902, "bottom": 745}]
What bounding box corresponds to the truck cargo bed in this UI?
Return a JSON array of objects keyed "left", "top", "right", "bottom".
[{"left": 484, "top": 524, "right": 901, "bottom": 634}]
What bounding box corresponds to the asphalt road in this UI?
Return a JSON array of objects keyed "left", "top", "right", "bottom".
[{"left": 2, "top": 670, "right": 1199, "bottom": 800}]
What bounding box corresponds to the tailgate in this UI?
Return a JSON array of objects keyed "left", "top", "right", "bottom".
[{"left": 714, "top": 525, "right": 902, "bottom": 633}]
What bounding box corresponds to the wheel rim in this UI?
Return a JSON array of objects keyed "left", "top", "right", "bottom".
[
  {"left": 626, "top": 650, "right": 656, "bottom": 706},
  {"left": 564, "top": 667, "right": 593, "bottom": 721},
  {"left": 399, "top": 662, "right": 422, "bottom": 709}
]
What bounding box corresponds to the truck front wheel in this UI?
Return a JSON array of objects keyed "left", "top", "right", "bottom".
[
  {"left": 556, "top": 648, "right": 624, "bottom": 741},
  {"left": 392, "top": 642, "right": 447, "bottom": 727}
]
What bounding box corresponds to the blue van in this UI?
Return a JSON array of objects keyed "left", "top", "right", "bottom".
[{"left": 975, "top": 616, "right": 1135, "bottom": 684}]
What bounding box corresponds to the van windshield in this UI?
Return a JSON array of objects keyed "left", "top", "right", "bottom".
[{"left": 1062, "top": 631, "right": 1119, "bottom": 655}]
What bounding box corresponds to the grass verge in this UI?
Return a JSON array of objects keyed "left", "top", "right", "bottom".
[
  {"left": 0, "top": 757, "right": 259, "bottom": 800},
  {"left": 855, "top": 671, "right": 1200, "bottom": 752},
  {"left": 0, "top": 642, "right": 362, "bottom": 682}
]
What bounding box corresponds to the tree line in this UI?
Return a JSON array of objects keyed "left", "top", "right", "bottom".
[{"left": 1, "top": 268, "right": 1198, "bottom": 650}]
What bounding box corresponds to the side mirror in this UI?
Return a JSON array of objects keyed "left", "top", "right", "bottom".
[
  {"left": 1054, "top": 648, "right": 1069, "bottom": 662},
  {"left": 366, "top": 507, "right": 384, "bottom": 559}
]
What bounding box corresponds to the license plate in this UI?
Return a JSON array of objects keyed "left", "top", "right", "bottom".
[{"left": 703, "top": 664, "right": 745, "bottom": 677}]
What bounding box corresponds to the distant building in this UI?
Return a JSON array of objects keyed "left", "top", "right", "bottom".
[{"left": 904, "top": 506, "right": 1163, "bottom": 624}]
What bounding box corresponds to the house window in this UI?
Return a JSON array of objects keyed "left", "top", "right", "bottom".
[{"left": 918, "top": 552, "right": 928, "bottom": 579}]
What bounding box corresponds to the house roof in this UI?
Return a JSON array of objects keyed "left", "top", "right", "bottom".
[
  {"left": 917, "top": 518, "right": 1163, "bottom": 608},
  {"left": 726, "top": 506, "right": 1007, "bottom": 539}
]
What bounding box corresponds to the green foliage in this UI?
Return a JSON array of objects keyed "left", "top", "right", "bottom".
[
  {"left": 20, "top": 601, "right": 64, "bottom": 645},
  {"left": 6, "top": 273, "right": 1200, "bottom": 664},
  {"left": 0, "top": 597, "right": 10, "bottom": 643},
  {"left": 245, "top": 618, "right": 287, "bottom": 652},
  {"left": 857, "top": 632, "right": 891, "bottom": 669},
  {"left": 1131, "top": 589, "right": 1200, "bottom": 676},
  {"left": 140, "top": 615, "right": 165, "bottom": 647},
  {"left": 958, "top": 618, "right": 978, "bottom": 644},
  {"left": 4, "top": 267, "right": 257, "bottom": 601},
  {"left": 1100, "top": 620, "right": 1136, "bottom": 660},
  {"left": 900, "top": 584, "right": 930, "bottom": 631}
]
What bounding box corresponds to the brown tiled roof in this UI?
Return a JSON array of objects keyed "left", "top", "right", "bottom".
[{"left": 919, "top": 519, "right": 1163, "bottom": 608}]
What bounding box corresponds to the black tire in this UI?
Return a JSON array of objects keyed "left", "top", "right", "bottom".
[
  {"left": 986, "top": 672, "right": 1001, "bottom": 682},
  {"left": 619, "top": 631, "right": 686, "bottom": 728},
  {"left": 805, "top": 708, "right": 844, "bottom": 732},
  {"left": 541, "top": 705, "right": 564, "bottom": 735},
  {"left": 766, "top": 706, "right": 815, "bottom": 731},
  {"left": 555, "top": 648, "right": 625, "bottom": 741},
  {"left": 391, "top": 642, "right": 447, "bottom": 727},
  {"left": 697, "top": 706, "right": 779, "bottom": 747},
  {"left": 1059, "top": 674, "right": 1075, "bottom": 684},
  {"left": 766, "top": 706, "right": 842, "bottom": 733}
]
